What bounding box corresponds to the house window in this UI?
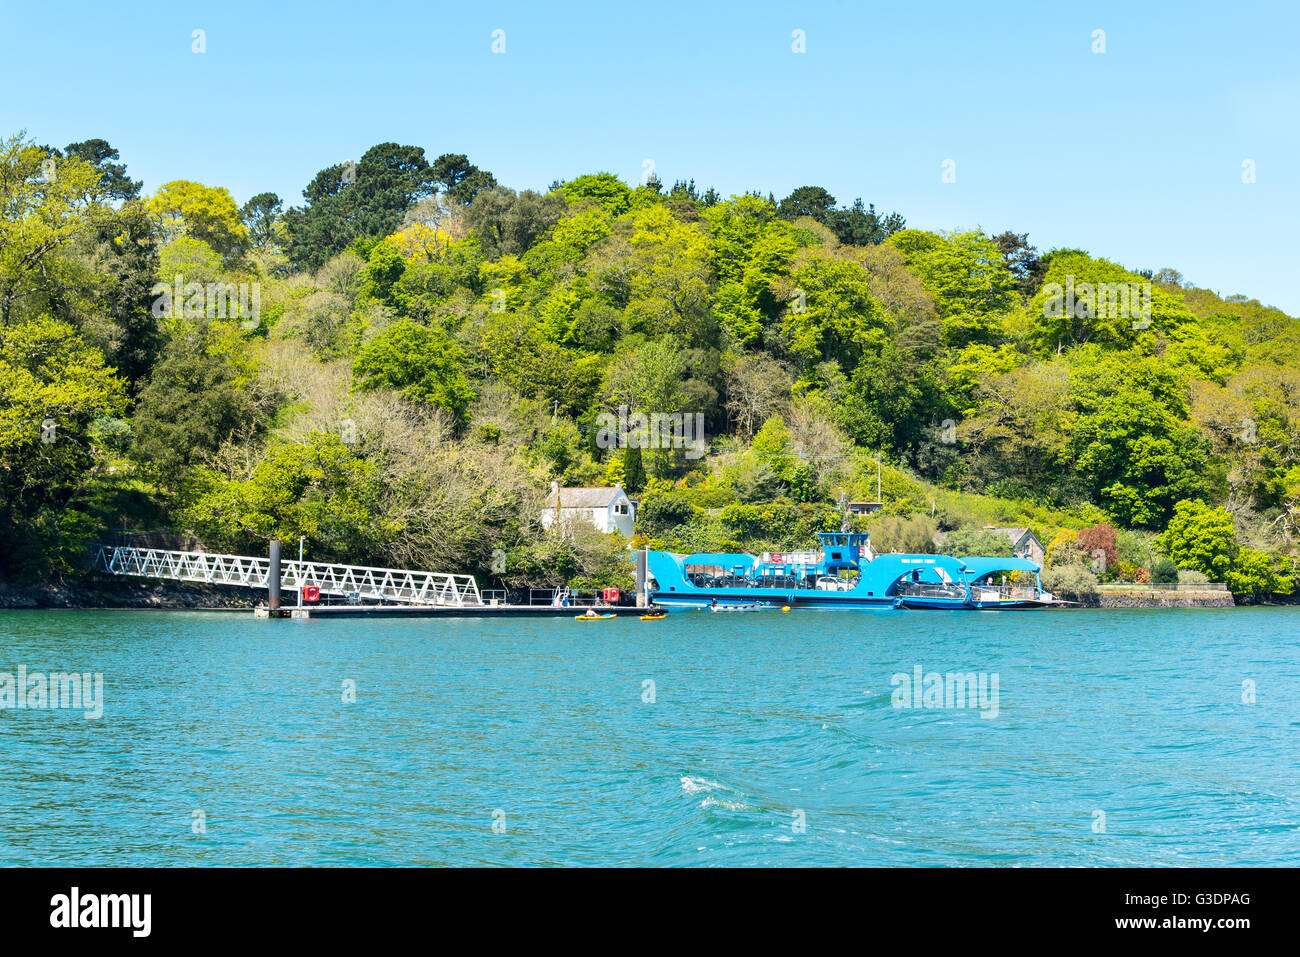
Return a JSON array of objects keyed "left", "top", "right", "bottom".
[{"left": 614, "top": 503, "right": 628, "bottom": 515}]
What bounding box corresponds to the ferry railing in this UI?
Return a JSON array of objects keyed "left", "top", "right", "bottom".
[
  {"left": 895, "top": 582, "right": 968, "bottom": 599},
  {"left": 531, "top": 588, "right": 567, "bottom": 605},
  {"left": 528, "top": 587, "right": 613, "bottom": 607},
  {"left": 969, "top": 584, "right": 1042, "bottom": 601}
]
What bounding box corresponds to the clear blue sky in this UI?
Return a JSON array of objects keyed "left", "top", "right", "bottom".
[{"left": 4, "top": 0, "right": 1297, "bottom": 313}]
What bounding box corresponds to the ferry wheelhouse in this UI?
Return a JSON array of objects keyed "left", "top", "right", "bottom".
[{"left": 646, "top": 532, "right": 1057, "bottom": 610}]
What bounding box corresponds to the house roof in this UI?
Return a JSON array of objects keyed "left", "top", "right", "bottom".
[
  {"left": 984, "top": 526, "right": 1041, "bottom": 544},
  {"left": 544, "top": 486, "right": 627, "bottom": 509}
]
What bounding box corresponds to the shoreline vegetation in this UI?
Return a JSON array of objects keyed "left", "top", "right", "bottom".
[
  {"left": 1, "top": 135, "right": 1297, "bottom": 605},
  {"left": 1, "top": 579, "right": 1282, "bottom": 610}
]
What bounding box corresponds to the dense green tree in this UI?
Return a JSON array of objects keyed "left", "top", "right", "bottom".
[
  {"left": 959, "top": 358, "right": 1073, "bottom": 496},
  {"left": 283, "top": 143, "right": 439, "bottom": 271},
  {"left": 835, "top": 343, "right": 943, "bottom": 456},
  {"left": 1150, "top": 555, "right": 1180, "bottom": 583},
  {"left": 638, "top": 490, "right": 694, "bottom": 533},
  {"left": 431, "top": 153, "right": 497, "bottom": 205},
  {"left": 0, "top": 135, "right": 105, "bottom": 324},
  {"left": 782, "top": 255, "right": 889, "bottom": 368},
  {"left": 180, "top": 432, "right": 387, "bottom": 560},
  {"left": 941, "top": 527, "right": 1016, "bottom": 558},
  {"left": 146, "top": 180, "right": 248, "bottom": 260},
  {"left": 1029, "top": 249, "right": 1196, "bottom": 353},
  {"left": 80, "top": 201, "right": 163, "bottom": 390},
  {"left": 601, "top": 336, "right": 693, "bottom": 477},
  {"left": 617, "top": 205, "right": 715, "bottom": 343},
  {"left": 1225, "top": 547, "right": 1294, "bottom": 597},
  {"left": 887, "top": 229, "right": 1016, "bottom": 348},
  {"left": 827, "top": 199, "right": 904, "bottom": 246},
  {"left": 992, "top": 231, "right": 1043, "bottom": 296},
  {"left": 0, "top": 315, "right": 127, "bottom": 576},
  {"left": 777, "top": 186, "right": 837, "bottom": 223},
  {"left": 478, "top": 311, "right": 604, "bottom": 416},
  {"left": 751, "top": 414, "right": 798, "bottom": 482},
  {"left": 718, "top": 498, "right": 837, "bottom": 545},
  {"left": 466, "top": 187, "right": 567, "bottom": 260},
  {"left": 559, "top": 173, "right": 631, "bottom": 215},
  {"left": 1068, "top": 350, "right": 1211, "bottom": 527},
  {"left": 864, "top": 513, "right": 940, "bottom": 553},
  {"left": 130, "top": 321, "right": 263, "bottom": 487},
  {"left": 1157, "top": 499, "right": 1237, "bottom": 580},
  {"left": 774, "top": 188, "right": 903, "bottom": 246},
  {"left": 706, "top": 195, "right": 795, "bottom": 346},
  {"left": 241, "top": 192, "right": 282, "bottom": 249},
  {"left": 63, "top": 139, "right": 141, "bottom": 202},
  {"left": 602, "top": 336, "right": 688, "bottom": 415},
  {"left": 357, "top": 239, "right": 407, "bottom": 303},
  {"left": 391, "top": 242, "right": 484, "bottom": 321},
  {"left": 352, "top": 319, "right": 476, "bottom": 424}
]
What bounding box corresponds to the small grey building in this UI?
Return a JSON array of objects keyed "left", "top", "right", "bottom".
[{"left": 984, "top": 526, "right": 1045, "bottom": 565}]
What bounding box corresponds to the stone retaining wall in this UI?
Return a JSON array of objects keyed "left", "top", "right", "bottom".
[
  {"left": 0, "top": 578, "right": 253, "bottom": 609},
  {"left": 1062, "top": 590, "right": 1236, "bottom": 608}
]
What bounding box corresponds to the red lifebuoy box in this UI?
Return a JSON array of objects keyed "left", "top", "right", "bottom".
[
  {"left": 303, "top": 585, "right": 320, "bottom": 603},
  {"left": 603, "top": 587, "right": 620, "bottom": 603}
]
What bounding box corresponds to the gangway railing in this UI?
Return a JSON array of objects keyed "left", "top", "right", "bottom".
[
  {"left": 93, "top": 545, "right": 482, "bottom": 606},
  {"left": 529, "top": 587, "right": 608, "bottom": 607}
]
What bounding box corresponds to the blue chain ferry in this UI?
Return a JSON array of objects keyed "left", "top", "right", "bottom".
[{"left": 646, "top": 532, "right": 1058, "bottom": 610}]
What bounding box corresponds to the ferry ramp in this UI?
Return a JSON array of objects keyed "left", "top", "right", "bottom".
[{"left": 93, "top": 545, "right": 482, "bottom": 606}]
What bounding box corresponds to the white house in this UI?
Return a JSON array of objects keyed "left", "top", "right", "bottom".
[{"left": 541, "top": 483, "right": 637, "bottom": 537}]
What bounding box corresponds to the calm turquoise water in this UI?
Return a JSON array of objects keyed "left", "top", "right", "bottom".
[{"left": 1, "top": 607, "right": 1297, "bottom": 866}]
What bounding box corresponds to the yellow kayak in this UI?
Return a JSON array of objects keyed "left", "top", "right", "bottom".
[
  {"left": 574, "top": 613, "right": 616, "bottom": 620},
  {"left": 640, "top": 613, "right": 667, "bottom": 620}
]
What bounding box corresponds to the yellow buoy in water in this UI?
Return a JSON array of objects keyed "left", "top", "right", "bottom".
[{"left": 781, "top": 606, "right": 791, "bottom": 613}]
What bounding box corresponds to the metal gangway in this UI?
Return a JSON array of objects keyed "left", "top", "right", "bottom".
[{"left": 93, "top": 545, "right": 482, "bottom": 606}]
